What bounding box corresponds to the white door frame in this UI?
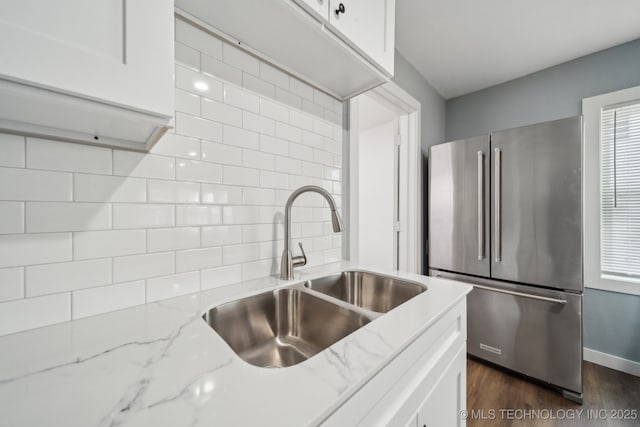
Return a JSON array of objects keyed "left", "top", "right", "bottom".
[{"left": 349, "top": 81, "right": 422, "bottom": 274}]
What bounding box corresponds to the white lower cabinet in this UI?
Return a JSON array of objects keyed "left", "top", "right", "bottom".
[{"left": 323, "top": 300, "right": 467, "bottom": 427}]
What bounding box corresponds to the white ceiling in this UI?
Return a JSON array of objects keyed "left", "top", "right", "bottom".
[{"left": 396, "top": 0, "right": 640, "bottom": 99}]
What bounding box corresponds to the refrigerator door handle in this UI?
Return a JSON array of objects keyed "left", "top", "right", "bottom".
[
  {"left": 472, "top": 284, "right": 567, "bottom": 304},
  {"left": 477, "top": 150, "right": 484, "bottom": 260},
  {"left": 494, "top": 148, "right": 502, "bottom": 262}
]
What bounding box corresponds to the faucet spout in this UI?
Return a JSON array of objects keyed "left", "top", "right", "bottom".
[{"left": 281, "top": 185, "right": 343, "bottom": 280}]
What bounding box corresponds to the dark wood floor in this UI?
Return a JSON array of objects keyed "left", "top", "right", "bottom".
[{"left": 467, "top": 357, "right": 640, "bottom": 427}]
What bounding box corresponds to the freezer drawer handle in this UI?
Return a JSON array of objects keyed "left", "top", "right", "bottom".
[
  {"left": 477, "top": 150, "right": 484, "bottom": 260},
  {"left": 494, "top": 148, "right": 502, "bottom": 262},
  {"left": 473, "top": 284, "right": 567, "bottom": 304}
]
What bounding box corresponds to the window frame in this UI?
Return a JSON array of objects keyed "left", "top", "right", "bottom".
[{"left": 583, "top": 85, "right": 640, "bottom": 296}]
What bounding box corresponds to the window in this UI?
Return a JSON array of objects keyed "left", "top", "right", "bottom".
[
  {"left": 583, "top": 85, "right": 640, "bottom": 295},
  {"left": 600, "top": 102, "right": 640, "bottom": 280}
]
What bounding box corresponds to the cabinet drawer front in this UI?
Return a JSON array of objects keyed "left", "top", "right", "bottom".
[{"left": 468, "top": 283, "right": 582, "bottom": 393}]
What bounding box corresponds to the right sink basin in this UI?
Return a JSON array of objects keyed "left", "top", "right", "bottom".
[{"left": 304, "top": 270, "right": 427, "bottom": 313}]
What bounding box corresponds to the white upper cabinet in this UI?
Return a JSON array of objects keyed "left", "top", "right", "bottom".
[
  {"left": 0, "top": 0, "right": 174, "bottom": 151},
  {"left": 327, "top": 0, "right": 395, "bottom": 74},
  {"left": 297, "top": 0, "right": 330, "bottom": 20},
  {"left": 175, "top": 0, "right": 395, "bottom": 100}
]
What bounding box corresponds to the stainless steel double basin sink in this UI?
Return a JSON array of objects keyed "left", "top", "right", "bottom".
[{"left": 202, "top": 271, "right": 427, "bottom": 368}]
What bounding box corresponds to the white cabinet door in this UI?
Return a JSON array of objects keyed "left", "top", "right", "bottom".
[
  {"left": 0, "top": 0, "right": 174, "bottom": 118},
  {"left": 294, "top": 0, "right": 330, "bottom": 20},
  {"left": 327, "top": 0, "right": 395, "bottom": 74},
  {"left": 416, "top": 347, "right": 466, "bottom": 427}
]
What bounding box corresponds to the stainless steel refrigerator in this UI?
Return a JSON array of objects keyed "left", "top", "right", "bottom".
[{"left": 428, "top": 116, "right": 583, "bottom": 403}]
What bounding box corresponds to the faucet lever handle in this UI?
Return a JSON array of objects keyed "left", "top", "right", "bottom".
[{"left": 293, "top": 242, "right": 307, "bottom": 267}]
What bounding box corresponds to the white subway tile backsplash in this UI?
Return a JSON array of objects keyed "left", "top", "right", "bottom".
[
  {"left": 302, "top": 99, "right": 324, "bottom": 117},
  {"left": 259, "top": 63, "right": 289, "bottom": 89},
  {"left": 73, "top": 230, "right": 146, "bottom": 260},
  {"left": 223, "top": 243, "right": 261, "bottom": 264},
  {"left": 242, "top": 73, "right": 275, "bottom": 99},
  {"left": 26, "top": 138, "right": 112, "bottom": 174},
  {"left": 0, "top": 167, "right": 72, "bottom": 201},
  {"left": 0, "top": 133, "right": 25, "bottom": 167},
  {"left": 275, "top": 156, "right": 302, "bottom": 175},
  {"left": 113, "top": 252, "right": 174, "bottom": 282},
  {"left": 0, "top": 293, "right": 70, "bottom": 335},
  {"left": 289, "top": 78, "right": 314, "bottom": 101},
  {"left": 113, "top": 204, "right": 174, "bottom": 229},
  {"left": 176, "top": 18, "right": 222, "bottom": 59},
  {"left": 175, "top": 41, "right": 200, "bottom": 70},
  {"left": 147, "top": 227, "right": 200, "bottom": 253},
  {"left": 176, "top": 205, "right": 222, "bottom": 226},
  {"left": 176, "top": 159, "right": 223, "bottom": 183},
  {"left": 223, "top": 43, "right": 259, "bottom": 75},
  {"left": 314, "top": 119, "right": 335, "bottom": 138},
  {"left": 242, "top": 149, "right": 275, "bottom": 171},
  {"left": 73, "top": 281, "right": 145, "bottom": 319},
  {"left": 0, "top": 267, "right": 24, "bottom": 302},
  {"left": 243, "top": 111, "right": 275, "bottom": 136},
  {"left": 201, "top": 225, "right": 242, "bottom": 247},
  {"left": 242, "top": 224, "right": 275, "bottom": 243},
  {"left": 275, "top": 87, "right": 302, "bottom": 110},
  {"left": 176, "top": 112, "right": 223, "bottom": 142},
  {"left": 153, "top": 132, "right": 201, "bottom": 160},
  {"left": 0, "top": 233, "right": 71, "bottom": 268},
  {"left": 113, "top": 151, "right": 175, "bottom": 180},
  {"left": 202, "top": 54, "right": 242, "bottom": 86},
  {"left": 148, "top": 180, "right": 200, "bottom": 203},
  {"left": 174, "top": 88, "right": 201, "bottom": 116},
  {"left": 289, "top": 144, "right": 313, "bottom": 161},
  {"left": 223, "top": 125, "right": 259, "bottom": 150},
  {"left": 146, "top": 272, "right": 200, "bottom": 302},
  {"left": 260, "top": 99, "right": 289, "bottom": 123},
  {"left": 259, "top": 135, "right": 289, "bottom": 156},
  {"left": 223, "top": 206, "right": 261, "bottom": 224},
  {"left": 0, "top": 202, "right": 24, "bottom": 234},
  {"left": 224, "top": 84, "right": 259, "bottom": 112},
  {"left": 201, "top": 98, "right": 242, "bottom": 127},
  {"left": 302, "top": 130, "right": 324, "bottom": 149},
  {"left": 74, "top": 174, "right": 146, "bottom": 203},
  {"left": 26, "top": 202, "right": 111, "bottom": 233},
  {"left": 176, "top": 65, "right": 223, "bottom": 100},
  {"left": 276, "top": 123, "right": 302, "bottom": 143},
  {"left": 223, "top": 165, "right": 259, "bottom": 187},
  {"left": 242, "top": 259, "right": 274, "bottom": 281},
  {"left": 0, "top": 19, "right": 342, "bottom": 336},
  {"left": 26, "top": 258, "right": 111, "bottom": 297},
  {"left": 201, "top": 141, "right": 242, "bottom": 166},
  {"left": 242, "top": 187, "right": 275, "bottom": 206},
  {"left": 176, "top": 247, "right": 222, "bottom": 272},
  {"left": 201, "top": 184, "right": 242, "bottom": 204},
  {"left": 201, "top": 265, "right": 242, "bottom": 290},
  {"left": 259, "top": 171, "right": 289, "bottom": 189},
  {"left": 289, "top": 110, "right": 314, "bottom": 131}
]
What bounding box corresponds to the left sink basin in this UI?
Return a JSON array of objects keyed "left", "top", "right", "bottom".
[{"left": 203, "top": 288, "right": 371, "bottom": 368}]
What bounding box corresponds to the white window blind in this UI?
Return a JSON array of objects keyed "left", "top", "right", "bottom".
[{"left": 600, "top": 100, "right": 640, "bottom": 280}]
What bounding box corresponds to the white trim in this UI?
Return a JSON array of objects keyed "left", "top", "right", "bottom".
[
  {"left": 584, "top": 347, "right": 640, "bottom": 377},
  {"left": 349, "top": 81, "right": 422, "bottom": 274},
  {"left": 582, "top": 85, "right": 640, "bottom": 296}
]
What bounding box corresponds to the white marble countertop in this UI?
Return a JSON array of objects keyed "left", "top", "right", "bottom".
[{"left": 0, "top": 262, "right": 471, "bottom": 427}]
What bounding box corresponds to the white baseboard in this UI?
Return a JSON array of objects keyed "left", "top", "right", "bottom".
[{"left": 584, "top": 348, "right": 640, "bottom": 377}]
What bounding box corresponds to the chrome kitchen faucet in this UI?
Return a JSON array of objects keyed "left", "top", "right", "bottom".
[{"left": 280, "top": 185, "right": 343, "bottom": 280}]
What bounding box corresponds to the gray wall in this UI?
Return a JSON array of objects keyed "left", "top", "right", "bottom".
[
  {"left": 391, "top": 51, "right": 446, "bottom": 271},
  {"left": 446, "top": 38, "right": 640, "bottom": 363},
  {"left": 393, "top": 51, "right": 446, "bottom": 153}
]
